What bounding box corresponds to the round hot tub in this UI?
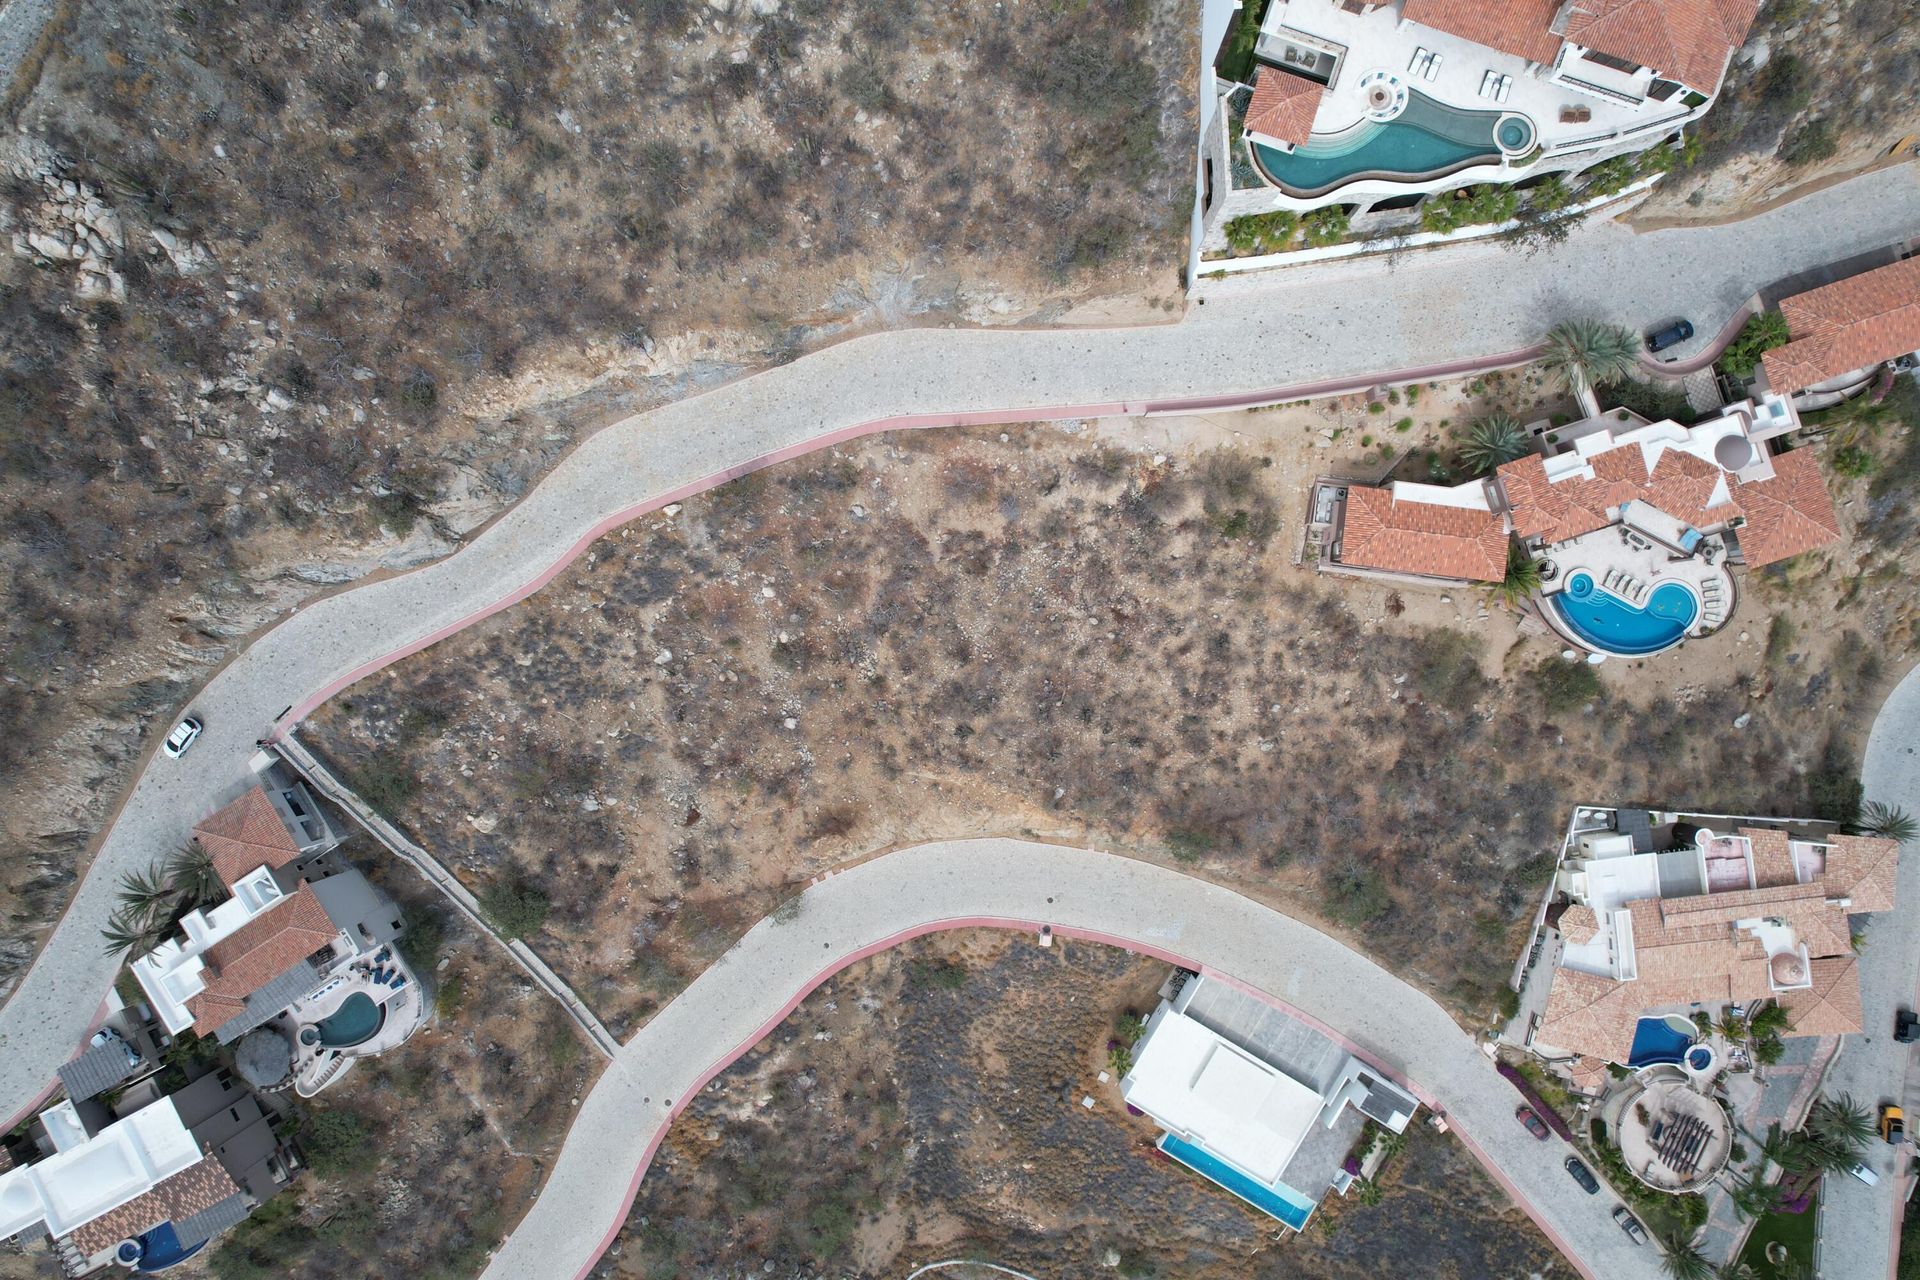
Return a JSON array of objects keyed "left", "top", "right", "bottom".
[
  {"left": 1685, "top": 1044, "right": 1718, "bottom": 1076},
  {"left": 1495, "top": 112, "right": 1536, "bottom": 155}
]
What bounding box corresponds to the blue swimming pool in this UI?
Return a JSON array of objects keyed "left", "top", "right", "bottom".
[
  {"left": 1251, "top": 91, "right": 1516, "bottom": 196},
  {"left": 116, "top": 1222, "right": 207, "bottom": 1272},
  {"left": 1160, "top": 1133, "right": 1318, "bottom": 1230},
  {"left": 312, "top": 992, "right": 384, "bottom": 1048},
  {"left": 1550, "top": 573, "right": 1698, "bottom": 656},
  {"left": 1627, "top": 1017, "right": 1694, "bottom": 1068}
]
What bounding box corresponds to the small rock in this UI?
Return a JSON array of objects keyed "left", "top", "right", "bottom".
[
  {"left": 653, "top": 649, "right": 673, "bottom": 665},
  {"left": 374, "top": 70, "right": 389, "bottom": 90},
  {"left": 150, "top": 227, "right": 180, "bottom": 253},
  {"left": 762, "top": 585, "right": 776, "bottom": 598},
  {"left": 850, "top": 504, "right": 866, "bottom": 519},
  {"left": 663, "top": 503, "right": 682, "bottom": 516},
  {"left": 466, "top": 813, "right": 500, "bottom": 834},
  {"left": 783, "top": 717, "right": 797, "bottom": 730},
  {"left": 263, "top": 388, "right": 295, "bottom": 412},
  {"left": 1738, "top": 631, "right": 1750, "bottom": 643},
  {"left": 1733, "top": 713, "right": 1752, "bottom": 729}
]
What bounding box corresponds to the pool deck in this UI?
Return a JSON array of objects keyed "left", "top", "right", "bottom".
[
  {"left": 284, "top": 953, "right": 427, "bottom": 1094},
  {"left": 1539, "top": 525, "right": 1736, "bottom": 646}
]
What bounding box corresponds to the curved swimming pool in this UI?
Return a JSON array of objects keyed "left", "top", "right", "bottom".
[
  {"left": 311, "top": 992, "right": 384, "bottom": 1048},
  {"left": 1550, "top": 573, "right": 1697, "bottom": 656},
  {"left": 1251, "top": 90, "right": 1519, "bottom": 197}
]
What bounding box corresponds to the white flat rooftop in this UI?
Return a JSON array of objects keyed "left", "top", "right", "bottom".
[
  {"left": 1122, "top": 1005, "right": 1327, "bottom": 1185},
  {"left": 132, "top": 864, "right": 289, "bottom": 1035},
  {"left": 0, "top": 1099, "right": 201, "bottom": 1241}
]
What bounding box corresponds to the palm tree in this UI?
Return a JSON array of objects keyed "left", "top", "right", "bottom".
[
  {"left": 1543, "top": 318, "right": 1641, "bottom": 395},
  {"left": 1747, "top": 1000, "right": 1790, "bottom": 1039},
  {"left": 1853, "top": 800, "right": 1918, "bottom": 843},
  {"left": 1655, "top": 1229, "right": 1714, "bottom": 1280},
  {"left": 99, "top": 907, "right": 167, "bottom": 959},
  {"left": 1807, "top": 1093, "right": 1874, "bottom": 1156},
  {"left": 1494, "top": 543, "right": 1544, "bottom": 607},
  {"left": 113, "top": 866, "right": 175, "bottom": 926},
  {"left": 1752, "top": 1122, "right": 1799, "bottom": 1173},
  {"left": 1715, "top": 1011, "right": 1746, "bottom": 1042},
  {"left": 165, "top": 841, "right": 223, "bottom": 908},
  {"left": 1725, "top": 1173, "right": 1776, "bottom": 1221},
  {"left": 1460, "top": 413, "right": 1531, "bottom": 475}
]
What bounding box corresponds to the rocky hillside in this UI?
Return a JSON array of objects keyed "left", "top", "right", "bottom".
[
  {"left": 1635, "top": 0, "right": 1920, "bottom": 223},
  {"left": 0, "top": 0, "right": 1197, "bottom": 996}
]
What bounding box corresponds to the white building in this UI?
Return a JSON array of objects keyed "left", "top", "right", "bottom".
[
  {"left": 1197, "top": 0, "right": 1763, "bottom": 252},
  {"left": 1121, "top": 974, "right": 1418, "bottom": 1228}
]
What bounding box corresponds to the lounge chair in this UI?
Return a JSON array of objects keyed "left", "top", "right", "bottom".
[
  {"left": 1409, "top": 47, "right": 1430, "bottom": 74},
  {"left": 1497, "top": 76, "right": 1512, "bottom": 103},
  {"left": 1480, "top": 70, "right": 1498, "bottom": 98},
  {"left": 1424, "top": 53, "right": 1443, "bottom": 82}
]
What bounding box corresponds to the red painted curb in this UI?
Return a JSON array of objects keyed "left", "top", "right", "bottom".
[{"left": 544, "top": 919, "right": 1595, "bottom": 1280}]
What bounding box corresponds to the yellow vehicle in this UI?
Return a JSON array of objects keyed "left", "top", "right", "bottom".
[{"left": 1881, "top": 1104, "right": 1905, "bottom": 1145}]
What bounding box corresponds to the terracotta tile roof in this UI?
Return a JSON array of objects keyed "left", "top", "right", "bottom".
[
  {"left": 1564, "top": 1055, "right": 1613, "bottom": 1095},
  {"left": 1560, "top": 0, "right": 1761, "bottom": 95},
  {"left": 1497, "top": 455, "right": 1615, "bottom": 545},
  {"left": 194, "top": 786, "right": 304, "bottom": 886},
  {"left": 64, "top": 1160, "right": 241, "bottom": 1256},
  {"left": 1537, "top": 968, "right": 1717, "bottom": 1063},
  {"left": 1762, "top": 257, "right": 1920, "bottom": 395},
  {"left": 1496, "top": 447, "right": 1735, "bottom": 548},
  {"left": 1336, "top": 484, "right": 1509, "bottom": 582},
  {"left": 1823, "top": 834, "right": 1900, "bottom": 914},
  {"left": 1780, "top": 955, "right": 1863, "bottom": 1037},
  {"left": 1402, "top": 0, "right": 1564, "bottom": 64},
  {"left": 1792, "top": 904, "right": 1855, "bottom": 960},
  {"left": 1740, "top": 827, "right": 1797, "bottom": 889},
  {"left": 185, "top": 887, "right": 337, "bottom": 1037},
  {"left": 1730, "top": 449, "right": 1841, "bottom": 567},
  {"left": 1244, "top": 65, "right": 1325, "bottom": 148},
  {"left": 1558, "top": 905, "right": 1601, "bottom": 945}
]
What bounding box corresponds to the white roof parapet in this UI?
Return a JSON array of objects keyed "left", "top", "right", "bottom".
[{"left": 0, "top": 1099, "right": 202, "bottom": 1242}]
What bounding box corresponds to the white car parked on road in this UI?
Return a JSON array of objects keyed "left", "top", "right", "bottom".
[{"left": 161, "top": 716, "right": 203, "bottom": 758}]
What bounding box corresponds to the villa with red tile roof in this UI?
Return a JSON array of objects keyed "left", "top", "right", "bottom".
[
  {"left": 1308, "top": 391, "right": 1842, "bottom": 626},
  {"left": 132, "top": 764, "right": 424, "bottom": 1096},
  {"left": 1197, "top": 0, "right": 1763, "bottom": 246},
  {"left": 1520, "top": 806, "right": 1896, "bottom": 1094},
  {"left": 1759, "top": 255, "right": 1920, "bottom": 397}
]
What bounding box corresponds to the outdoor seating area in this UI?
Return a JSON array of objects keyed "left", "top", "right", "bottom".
[
  {"left": 1613, "top": 1075, "right": 1734, "bottom": 1194},
  {"left": 283, "top": 949, "right": 425, "bottom": 1097}
]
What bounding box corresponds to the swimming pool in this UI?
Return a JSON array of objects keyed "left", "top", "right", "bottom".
[
  {"left": 1251, "top": 90, "right": 1521, "bottom": 197},
  {"left": 1627, "top": 1016, "right": 1694, "bottom": 1068},
  {"left": 1159, "top": 1133, "right": 1318, "bottom": 1230},
  {"left": 1550, "top": 573, "right": 1697, "bottom": 656},
  {"left": 116, "top": 1222, "right": 207, "bottom": 1272},
  {"left": 312, "top": 992, "right": 384, "bottom": 1048}
]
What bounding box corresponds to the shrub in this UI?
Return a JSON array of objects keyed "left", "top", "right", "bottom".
[
  {"left": 1325, "top": 866, "right": 1391, "bottom": 927},
  {"left": 479, "top": 877, "right": 552, "bottom": 938},
  {"left": 1531, "top": 656, "right": 1601, "bottom": 714},
  {"left": 1410, "top": 628, "right": 1484, "bottom": 713},
  {"left": 1765, "top": 613, "right": 1796, "bottom": 669},
  {"left": 1831, "top": 445, "right": 1877, "bottom": 477},
  {"left": 1581, "top": 155, "right": 1638, "bottom": 198},
  {"left": 1719, "top": 311, "right": 1792, "bottom": 380},
  {"left": 1780, "top": 117, "right": 1839, "bottom": 167},
  {"left": 302, "top": 1109, "right": 375, "bottom": 1180},
  {"left": 1302, "top": 204, "right": 1350, "bottom": 247},
  {"left": 1223, "top": 209, "right": 1297, "bottom": 256},
  {"left": 352, "top": 744, "right": 418, "bottom": 813},
  {"left": 1420, "top": 184, "right": 1518, "bottom": 234},
  {"left": 1165, "top": 828, "right": 1215, "bottom": 862}
]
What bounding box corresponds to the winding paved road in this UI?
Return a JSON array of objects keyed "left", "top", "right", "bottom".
[
  {"left": 0, "top": 162, "right": 1914, "bottom": 1267},
  {"left": 1823, "top": 660, "right": 1920, "bottom": 1280},
  {"left": 479, "top": 839, "right": 1659, "bottom": 1280}
]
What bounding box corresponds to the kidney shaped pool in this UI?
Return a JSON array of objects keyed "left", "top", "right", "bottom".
[{"left": 1550, "top": 573, "right": 1697, "bottom": 657}]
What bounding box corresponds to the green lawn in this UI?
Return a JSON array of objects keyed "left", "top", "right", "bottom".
[
  {"left": 1735, "top": 1195, "right": 1819, "bottom": 1278},
  {"left": 1900, "top": 1188, "right": 1920, "bottom": 1280}
]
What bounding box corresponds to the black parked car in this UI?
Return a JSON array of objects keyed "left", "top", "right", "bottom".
[
  {"left": 1895, "top": 1007, "right": 1917, "bottom": 1043},
  {"left": 1646, "top": 318, "right": 1695, "bottom": 353},
  {"left": 1566, "top": 1156, "right": 1601, "bottom": 1194}
]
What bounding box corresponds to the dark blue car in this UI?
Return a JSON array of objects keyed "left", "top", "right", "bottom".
[{"left": 1646, "top": 318, "right": 1695, "bottom": 353}]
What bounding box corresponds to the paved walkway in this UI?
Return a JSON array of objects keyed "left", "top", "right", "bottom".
[
  {"left": 478, "top": 840, "right": 1664, "bottom": 1280},
  {"left": 1821, "top": 660, "right": 1920, "bottom": 1280},
  {"left": 1, "top": 162, "right": 1916, "bottom": 1130}
]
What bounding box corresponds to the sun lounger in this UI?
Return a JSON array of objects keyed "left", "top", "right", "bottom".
[
  {"left": 1424, "top": 53, "right": 1443, "bottom": 82},
  {"left": 1480, "top": 70, "right": 1498, "bottom": 98},
  {"left": 1409, "top": 47, "right": 1429, "bottom": 74},
  {"left": 1496, "top": 76, "right": 1512, "bottom": 103}
]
